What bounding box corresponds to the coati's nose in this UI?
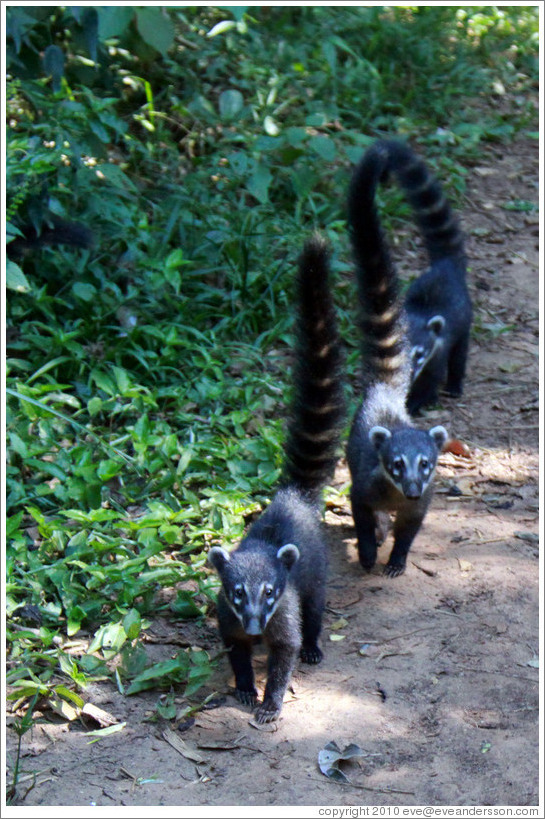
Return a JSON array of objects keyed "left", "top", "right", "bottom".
[
  {"left": 244, "top": 617, "right": 262, "bottom": 636},
  {"left": 405, "top": 482, "right": 422, "bottom": 500}
]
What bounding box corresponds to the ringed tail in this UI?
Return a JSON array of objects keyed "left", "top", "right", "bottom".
[
  {"left": 359, "top": 139, "right": 464, "bottom": 262},
  {"left": 347, "top": 145, "right": 409, "bottom": 389},
  {"left": 282, "top": 235, "right": 345, "bottom": 498}
]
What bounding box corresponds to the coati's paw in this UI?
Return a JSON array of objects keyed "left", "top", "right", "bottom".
[
  {"left": 253, "top": 698, "right": 281, "bottom": 724},
  {"left": 444, "top": 383, "right": 462, "bottom": 398},
  {"left": 300, "top": 645, "right": 323, "bottom": 665},
  {"left": 359, "top": 559, "right": 376, "bottom": 573},
  {"left": 235, "top": 687, "right": 258, "bottom": 707},
  {"left": 383, "top": 561, "right": 406, "bottom": 578}
]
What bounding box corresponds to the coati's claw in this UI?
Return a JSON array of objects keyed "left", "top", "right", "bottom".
[
  {"left": 383, "top": 562, "right": 406, "bottom": 578},
  {"left": 235, "top": 688, "right": 258, "bottom": 707},
  {"left": 300, "top": 646, "right": 323, "bottom": 665},
  {"left": 254, "top": 699, "right": 281, "bottom": 724}
]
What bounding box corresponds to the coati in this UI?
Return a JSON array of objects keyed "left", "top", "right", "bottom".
[
  {"left": 208, "top": 236, "right": 344, "bottom": 723},
  {"left": 350, "top": 139, "right": 472, "bottom": 415},
  {"left": 346, "top": 144, "right": 448, "bottom": 577}
]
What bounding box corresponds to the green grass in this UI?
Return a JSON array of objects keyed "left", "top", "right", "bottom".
[{"left": 4, "top": 4, "right": 539, "bottom": 765}]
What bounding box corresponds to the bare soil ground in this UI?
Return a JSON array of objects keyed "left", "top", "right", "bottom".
[{"left": 5, "top": 137, "right": 540, "bottom": 810}]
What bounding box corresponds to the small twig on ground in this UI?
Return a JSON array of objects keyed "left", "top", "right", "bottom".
[
  {"left": 454, "top": 536, "right": 509, "bottom": 547},
  {"left": 411, "top": 561, "right": 437, "bottom": 577},
  {"left": 308, "top": 777, "right": 415, "bottom": 795},
  {"left": 459, "top": 667, "right": 538, "bottom": 683},
  {"left": 434, "top": 609, "right": 462, "bottom": 618},
  {"left": 354, "top": 625, "right": 439, "bottom": 646},
  {"left": 376, "top": 650, "right": 413, "bottom": 666}
]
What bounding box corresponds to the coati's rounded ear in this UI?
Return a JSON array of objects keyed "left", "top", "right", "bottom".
[
  {"left": 208, "top": 546, "right": 230, "bottom": 573},
  {"left": 427, "top": 315, "right": 445, "bottom": 336},
  {"left": 277, "top": 543, "right": 300, "bottom": 570},
  {"left": 369, "top": 426, "right": 391, "bottom": 450},
  {"left": 429, "top": 425, "right": 448, "bottom": 452}
]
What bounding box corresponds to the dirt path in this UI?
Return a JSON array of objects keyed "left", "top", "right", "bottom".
[{"left": 6, "top": 138, "right": 539, "bottom": 808}]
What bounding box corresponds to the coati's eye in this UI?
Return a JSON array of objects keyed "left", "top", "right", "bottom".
[
  {"left": 393, "top": 457, "right": 404, "bottom": 473},
  {"left": 233, "top": 584, "right": 244, "bottom": 603},
  {"left": 264, "top": 585, "right": 274, "bottom": 599},
  {"left": 420, "top": 457, "right": 429, "bottom": 470}
]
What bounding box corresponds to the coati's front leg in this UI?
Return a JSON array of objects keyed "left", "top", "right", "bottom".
[
  {"left": 351, "top": 497, "right": 379, "bottom": 571},
  {"left": 386, "top": 504, "right": 427, "bottom": 577},
  {"left": 445, "top": 334, "right": 470, "bottom": 398},
  {"left": 300, "top": 589, "right": 325, "bottom": 665},
  {"left": 254, "top": 639, "right": 300, "bottom": 724},
  {"left": 407, "top": 378, "right": 440, "bottom": 415},
  {"left": 228, "top": 639, "right": 258, "bottom": 706},
  {"left": 216, "top": 593, "right": 258, "bottom": 705}
]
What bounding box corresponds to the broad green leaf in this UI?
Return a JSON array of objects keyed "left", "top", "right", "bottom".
[
  {"left": 122, "top": 609, "right": 142, "bottom": 641},
  {"left": 54, "top": 685, "right": 85, "bottom": 708},
  {"left": 97, "top": 6, "right": 134, "bottom": 38},
  {"left": 285, "top": 127, "right": 307, "bottom": 147},
  {"left": 88, "top": 622, "right": 127, "bottom": 656},
  {"left": 42, "top": 44, "right": 65, "bottom": 92},
  {"left": 6, "top": 261, "right": 31, "bottom": 292},
  {"left": 309, "top": 135, "right": 336, "bottom": 161},
  {"left": 86, "top": 722, "right": 126, "bottom": 743},
  {"left": 171, "top": 590, "right": 203, "bottom": 619},
  {"left": 7, "top": 680, "right": 49, "bottom": 699},
  {"left": 87, "top": 397, "right": 103, "bottom": 416},
  {"left": 125, "top": 654, "right": 189, "bottom": 695},
  {"left": 81, "top": 6, "right": 99, "bottom": 62},
  {"left": 219, "top": 89, "right": 244, "bottom": 120},
  {"left": 67, "top": 605, "right": 87, "bottom": 636},
  {"left": 95, "top": 162, "right": 138, "bottom": 193},
  {"left": 96, "top": 459, "right": 122, "bottom": 481},
  {"left": 133, "top": 414, "right": 150, "bottom": 443},
  {"left": 247, "top": 165, "right": 272, "bottom": 204},
  {"left": 135, "top": 8, "right": 174, "bottom": 55},
  {"left": 6, "top": 511, "right": 24, "bottom": 538},
  {"left": 165, "top": 248, "right": 187, "bottom": 269},
  {"left": 112, "top": 366, "right": 132, "bottom": 395},
  {"left": 91, "top": 370, "right": 116, "bottom": 396},
  {"left": 158, "top": 524, "right": 179, "bottom": 545},
  {"left": 72, "top": 282, "right": 97, "bottom": 302}
]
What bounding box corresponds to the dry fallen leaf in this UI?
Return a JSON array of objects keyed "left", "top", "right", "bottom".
[
  {"left": 162, "top": 728, "right": 208, "bottom": 763},
  {"left": 330, "top": 617, "right": 348, "bottom": 631},
  {"left": 443, "top": 438, "right": 472, "bottom": 458},
  {"left": 81, "top": 702, "right": 118, "bottom": 727},
  {"left": 318, "top": 741, "right": 365, "bottom": 784},
  {"left": 248, "top": 718, "right": 278, "bottom": 732}
]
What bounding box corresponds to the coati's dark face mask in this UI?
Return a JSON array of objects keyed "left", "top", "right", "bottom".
[
  {"left": 208, "top": 543, "right": 300, "bottom": 635},
  {"left": 369, "top": 424, "right": 448, "bottom": 500},
  {"left": 411, "top": 315, "right": 445, "bottom": 382},
  {"left": 410, "top": 315, "right": 445, "bottom": 383}
]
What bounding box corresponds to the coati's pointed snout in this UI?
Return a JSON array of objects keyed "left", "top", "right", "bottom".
[
  {"left": 404, "top": 482, "right": 423, "bottom": 500},
  {"left": 244, "top": 616, "right": 263, "bottom": 636}
]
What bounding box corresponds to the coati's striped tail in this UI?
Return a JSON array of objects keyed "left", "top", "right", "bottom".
[
  {"left": 282, "top": 235, "right": 345, "bottom": 498},
  {"left": 347, "top": 144, "right": 410, "bottom": 390},
  {"left": 354, "top": 139, "right": 464, "bottom": 263}
]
